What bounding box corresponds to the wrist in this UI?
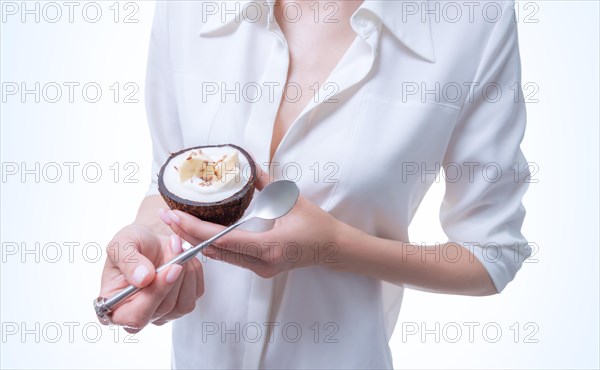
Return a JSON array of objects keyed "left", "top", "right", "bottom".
[
  {"left": 131, "top": 194, "right": 173, "bottom": 237},
  {"left": 328, "top": 220, "right": 365, "bottom": 273}
]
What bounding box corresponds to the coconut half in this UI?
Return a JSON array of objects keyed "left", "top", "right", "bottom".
[{"left": 158, "top": 144, "right": 256, "bottom": 226}]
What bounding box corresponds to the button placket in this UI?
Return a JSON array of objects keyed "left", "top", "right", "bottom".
[
  {"left": 240, "top": 9, "right": 291, "bottom": 370},
  {"left": 242, "top": 25, "right": 289, "bottom": 170}
]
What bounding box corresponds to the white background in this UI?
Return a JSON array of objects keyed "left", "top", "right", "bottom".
[{"left": 1, "top": 1, "right": 598, "bottom": 368}]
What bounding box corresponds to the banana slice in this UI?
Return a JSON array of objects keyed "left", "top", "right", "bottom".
[
  {"left": 178, "top": 149, "right": 239, "bottom": 184},
  {"left": 178, "top": 150, "right": 212, "bottom": 183},
  {"left": 215, "top": 151, "right": 240, "bottom": 182}
]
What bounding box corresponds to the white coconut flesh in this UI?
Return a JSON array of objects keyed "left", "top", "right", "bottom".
[{"left": 163, "top": 146, "right": 250, "bottom": 203}]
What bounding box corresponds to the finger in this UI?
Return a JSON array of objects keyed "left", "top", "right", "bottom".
[
  {"left": 152, "top": 271, "right": 184, "bottom": 321},
  {"left": 152, "top": 318, "right": 169, "bottom": 326},
  {"left": 172, "top": 262, "right": 198, "bottom": 316},
  {"left": 111, "top": 263, "right": 183, "bottom": 331},
  {"left": 153, "top": 257, "right": 204, "bottom": 326},
  {"left": 152, "top": 235, "right": 185, "bottom": 320},
  {"left": 111, "top": 235, "right": 184, "bottom": 330},
  {"left": 104, "top": 234, "right": 157, "bottom": 289},
  {"left": 167, "top": 222, "right": 203, "bottom": 246},
  {"left": 159, "top": 208, "right": 204, "bottom": 246},
  {"left": 253, "top": 164, "right": 271, "bottom": 191},
  {"left": 151, "top": 268, "right": 187, "bottom": 325},
  {"left": 165, "top": 209, "right": 262, "bottom": 249},
  {"left": 204, "top": 246, "right": 266, "bottom": 268},
  {"left": 204, "top": 248, "right": 275, "bottom": 279},
  {"left": 190, "top": 258, "right": 205, "bottom": 298},
  {"left": 212, "top": 241, "right": 268, "bottom": 261}
]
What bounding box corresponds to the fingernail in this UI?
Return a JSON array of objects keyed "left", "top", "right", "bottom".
[
  {"left": 203, "top": 247, "right": 215, "bottom": 256},
  {"left": 166, "top": 264, "right": 183, "bottom": 284},
  {"left": 123, "top": 326, "right": 141, "bottom": 334},
  {"left": 133, "top": 265, "right": 149, "bottom": 284},
  {"left": 167, "top": 210, "right": 180, "bottom": 225},
  {"left": 158, "top": 209, "right": 171, "bottom": 225},
  {"left": 171, "top": 235, "right": 183, "bottom": 254}
]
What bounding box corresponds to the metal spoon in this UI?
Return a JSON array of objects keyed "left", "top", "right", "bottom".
[{"left": 94, "top": 179, "right": 300, "bottom": 324}]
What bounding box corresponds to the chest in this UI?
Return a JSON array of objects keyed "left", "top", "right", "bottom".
[
  {"left": 270, "top": 19, "right": 359, "bottom": 162},
  {"left": 168, "top": 16, "right": 473, "bottom": 221}
]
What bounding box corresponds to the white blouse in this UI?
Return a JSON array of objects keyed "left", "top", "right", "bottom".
[{"left": 144, "top": 1, "right": 531, "bottom": 368}]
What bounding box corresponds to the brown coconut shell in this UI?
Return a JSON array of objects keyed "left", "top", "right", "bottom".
[{"left": 158, "top": 144, "right": 256, "bottom": 226}]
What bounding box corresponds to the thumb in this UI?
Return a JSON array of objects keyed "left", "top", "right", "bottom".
[
  {"left": 254, "top": 164, "right": 272, "bottom": 191},
  {"left": 104, "top": 232, "right": 158, "bottom": 290}
]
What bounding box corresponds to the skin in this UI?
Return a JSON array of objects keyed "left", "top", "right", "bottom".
[
  {"left": 98, "top": 0, "right": 496, "bottom": 333},
  {"left": 270, "top": 0, "right": 363, "bottom": 162}
]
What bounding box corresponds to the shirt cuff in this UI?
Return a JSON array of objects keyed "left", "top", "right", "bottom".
[{"left": 456, "top": 241, "right": 531, "bottom": 293}]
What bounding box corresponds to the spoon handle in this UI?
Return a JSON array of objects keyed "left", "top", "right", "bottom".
[{"left": 93, "top": 217, "right": 248, "bottom": 324}]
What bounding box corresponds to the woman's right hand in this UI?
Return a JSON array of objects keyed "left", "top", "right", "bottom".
[{"left": 98, "top": 223, "right": 204, "bottom": 333}]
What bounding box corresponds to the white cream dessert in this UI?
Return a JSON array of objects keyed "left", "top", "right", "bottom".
[
  {"left": 158, "top": 144, "right": 256, "bottom": 226},
  {"left": 162, "top": 146, "right": 250, "bottom": 203}
]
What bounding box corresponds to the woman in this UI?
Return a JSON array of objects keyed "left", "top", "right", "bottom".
[{"left": 98, "top": 0, "right": 531, "bottom": 368}]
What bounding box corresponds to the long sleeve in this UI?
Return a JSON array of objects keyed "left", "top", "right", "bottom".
[
  {"left": 144, "top": 1, "right": 183, "bottom": 197},
  {"left": 440, "top": 1, "right": 532, "bottom": 293}
]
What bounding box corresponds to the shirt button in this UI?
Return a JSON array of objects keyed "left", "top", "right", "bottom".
[
  {"left": 354, "top": 17, "right": 375, "bottom": 36},
  {"left": 356, "top": 17, "right": 368, "bottom": 27}
]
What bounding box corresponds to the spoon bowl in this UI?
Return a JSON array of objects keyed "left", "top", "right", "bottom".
[{"left": 244, "top": 179, "right": 300, "bottom": 221}]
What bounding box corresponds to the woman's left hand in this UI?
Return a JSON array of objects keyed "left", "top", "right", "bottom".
[{"left": 158, "top": 166, "right": 346, "bottom": 278}]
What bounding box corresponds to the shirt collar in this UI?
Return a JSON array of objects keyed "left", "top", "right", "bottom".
[
  {"left": 198, "top": 0, "right": 436, "bottom": 63},
  {"left": 356, "top": 1, "right": 436, "bottom": 62},
  {"left": 198, "top": 0, "right": 267, "bottom": 36}
]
